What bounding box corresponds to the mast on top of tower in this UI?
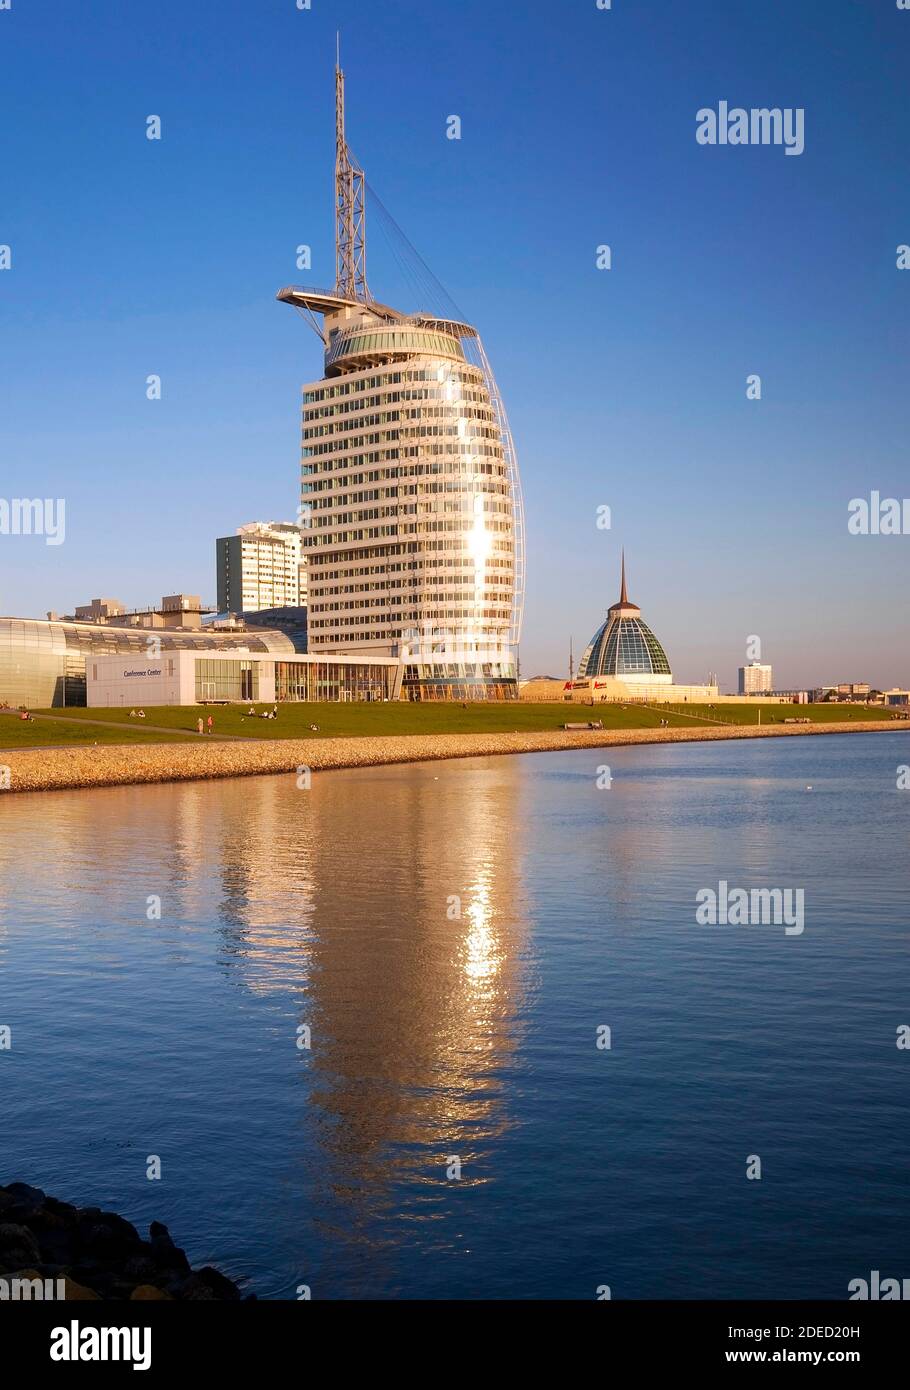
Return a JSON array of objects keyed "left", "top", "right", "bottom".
[{"left": 335, "top": 38, "right": 369, "bottom": 301}]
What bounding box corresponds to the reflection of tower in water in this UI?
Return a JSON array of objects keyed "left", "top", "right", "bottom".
[
  {"left": 307, "top": 762, "right": 533, "bottom": 1238},
  {"left": 207, "top": 761, "right": 533, "bottom": 1234}
]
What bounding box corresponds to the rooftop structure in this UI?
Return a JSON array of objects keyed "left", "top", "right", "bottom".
[
  {"left": 73, "top": 598, "right": 125, "bottom": 622},
  {"left": 69, "top": 595, "right": 213, "bottom": 631}
]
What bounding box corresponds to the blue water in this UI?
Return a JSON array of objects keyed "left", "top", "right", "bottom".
[{"left": 1, "top": 733, "right": 908, "bottom": 1299}]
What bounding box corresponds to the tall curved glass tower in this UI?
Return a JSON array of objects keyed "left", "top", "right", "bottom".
[{"left": 278, "top": 58, "right": 524, "bottom": 701}]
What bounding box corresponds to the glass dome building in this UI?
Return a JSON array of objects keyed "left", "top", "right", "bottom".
[{"left": 577, "top": 554, "right": 672, "bottom": 684}]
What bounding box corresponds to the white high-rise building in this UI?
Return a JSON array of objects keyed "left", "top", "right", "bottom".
[
  {"left": 277, "top": 58, "right": 524, "bottom": 701},
  {"left": 739, "top": 661, "right": 773, "bottom": 694},
  {"left": 216, "top": 522, "right": 306, "bottom": 614}
]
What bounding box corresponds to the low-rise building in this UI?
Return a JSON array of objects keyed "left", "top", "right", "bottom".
[
  {"left": 811, "top": 683, "right": 873, "bottom": 703},
  {"left": 566, "top": 677, "right": 719, "bottom": 704},
  {"left": 519, "top": 677, "right": 572, "bottom": 702},
  {"left": 86, "top": 648, "right": 402, "bottom": 707},
  {"left": 0, "top": 615, "right": 297, "bottom": 708}
]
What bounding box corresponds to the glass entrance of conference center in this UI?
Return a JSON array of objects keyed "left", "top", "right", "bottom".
[{"left": 194, "top": 659, "right": 258, "bottom": 703}]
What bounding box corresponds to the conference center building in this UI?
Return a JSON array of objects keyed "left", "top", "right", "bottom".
[
  {"left": 0, "top": 616, "right": 292, "bottom": 709},
  {"left": 0, "top": 616, "right": 399, "bottom": 709}
]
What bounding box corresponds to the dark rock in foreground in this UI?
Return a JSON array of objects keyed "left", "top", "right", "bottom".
[{"left": 0, "top": 1183, "right": 248, "bottom": 1301}]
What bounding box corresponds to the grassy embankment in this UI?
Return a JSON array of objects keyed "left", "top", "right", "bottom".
[
  {"left": 22, "top": 701, "right": 709, "bottom": 742},
  {"left": 0, "top": 715, "right": 182, "bottom": 749},
  {"left": 0, "top": 699, "right": 895, "bottom": 750},
  {"left": 654, "top": 702, "right": 895, "bottom": 727}
]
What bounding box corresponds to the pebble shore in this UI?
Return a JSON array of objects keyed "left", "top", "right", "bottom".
[{"left": 0, "top": 721, "right": 901, "bottom": 794}]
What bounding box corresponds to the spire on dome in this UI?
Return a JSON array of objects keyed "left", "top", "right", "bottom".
[{"left": 607, "top": 547, "right": 640, "bottom": 619}]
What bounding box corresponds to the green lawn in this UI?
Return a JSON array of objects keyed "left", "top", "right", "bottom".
[
  {"left": 0, "top": 715, "right": 182, "bottom": 749},
  {"left": 1, "top": 699, "right": 896, "bottom": 751},
  {"left": 25, "top": 700, "right": 715, "bottom": 742},
  {"left": 654, "top": 702, "right": 897, "bottom": 726}
]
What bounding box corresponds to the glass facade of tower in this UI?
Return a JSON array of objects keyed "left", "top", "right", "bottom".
[
  {"left": 279, "top": 61, "right": 526, "bottom": 699},
  {"left": 299, "top": 313, "right": 521, "bottom": 700}
]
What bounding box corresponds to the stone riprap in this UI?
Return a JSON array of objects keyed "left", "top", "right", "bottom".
[
  {"left": 0, "top": 1183, "right": 245, "bottom": 1301},
  {"left": 0, "top": 721, "right": 902, "bottom": 795}
]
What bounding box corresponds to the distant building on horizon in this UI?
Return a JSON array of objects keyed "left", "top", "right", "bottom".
[
  {"left": 837, "top": 681, "right": 870, "bottom": 698},
  {"left": 216, "top": 522, "right": 307, "bottom": 615},
  {"left": 809, "top": 682, "right": 873, "bottom": 702},
  {"left": 739, "top": 661, "right": 773, "bottom": 695}
]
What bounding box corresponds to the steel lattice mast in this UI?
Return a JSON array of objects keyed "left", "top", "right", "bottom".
[{"left": 334, "top": 41, "right": 368, "bottom": 301}]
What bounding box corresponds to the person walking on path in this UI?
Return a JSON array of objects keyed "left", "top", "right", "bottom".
[
  {"left": 207, "top": 714, "right": 213, "bottom": 734},
  {"left": 197, "top": 717, "right": 204, "bottom": 734}
]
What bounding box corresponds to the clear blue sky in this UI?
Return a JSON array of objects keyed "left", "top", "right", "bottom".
[{"left": 2, "top": 0, "right": 908, "bottom": 689}]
